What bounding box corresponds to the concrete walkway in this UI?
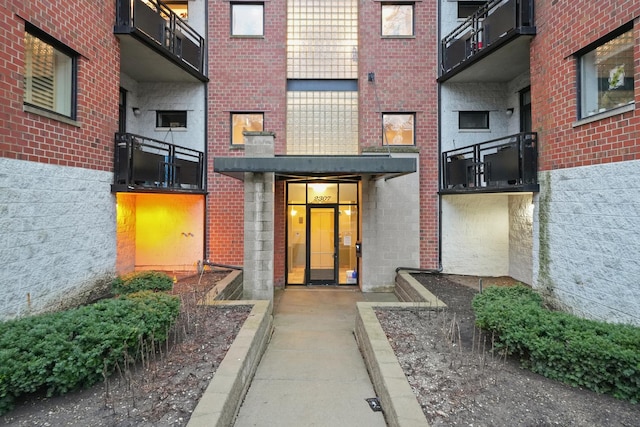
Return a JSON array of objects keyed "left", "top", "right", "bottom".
[{"left": 233, "top": 288, "right": 397, "bottom": 427}]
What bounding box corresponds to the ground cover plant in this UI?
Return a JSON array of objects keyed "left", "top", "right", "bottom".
[
  {"left": 473, "top": 284, "right": 640, "bottom": 402},
  {"left": 0, "top": 272, "right": 180, "bottom": 415}
]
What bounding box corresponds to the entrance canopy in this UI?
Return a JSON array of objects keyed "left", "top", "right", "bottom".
[{"left": 213, "top": 155, "right": 417, "bottom": 181}]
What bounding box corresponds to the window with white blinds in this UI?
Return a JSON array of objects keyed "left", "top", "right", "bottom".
[{"left": 24, "top": 31, "right": 74, "bottom": 118}]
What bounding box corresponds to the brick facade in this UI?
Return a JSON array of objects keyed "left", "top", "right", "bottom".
[
  {"left": 531, "top": 2, "right": 640, "bottom": 171},
  {"left": 0, "top": 0, "right": 119, "bottom": 170}
]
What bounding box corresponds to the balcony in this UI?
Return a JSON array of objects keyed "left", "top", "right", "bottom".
[
  {"left": 439, "top": 0, "right": 536, "bottom": 83},
  {"left": 112, "top": 133, "right": 205, "bottom": 193},
  {"left": 114, "top": 0, "right": 207, "bottom": 82},
  {"left": 441, "top": 132, "right": 538, "bottom": 194}
]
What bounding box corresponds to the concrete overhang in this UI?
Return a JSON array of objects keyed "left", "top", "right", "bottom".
[{"left": 213, "top": 155, "right": 417, "bottom": 181}]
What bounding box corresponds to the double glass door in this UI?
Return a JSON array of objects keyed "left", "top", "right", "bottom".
[{"left": 287, "top": 182, "right": 358, "bottom": 286}]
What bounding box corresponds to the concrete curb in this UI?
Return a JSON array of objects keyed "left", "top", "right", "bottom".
[
  {"left": 187, "top": 300, "right": 273, "bottom": 427},
  {"left": 355, "top": 273, "right": 446, "bottom": 427}
]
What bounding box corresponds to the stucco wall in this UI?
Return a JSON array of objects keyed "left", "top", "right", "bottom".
[
  {"left": 441, "top": 194, "right": 509, "bottom": 276},
  {"left": 0, "top": 158, "right": 116, "bottom": 320},
  {"left": 361, "top": 154, "right": 420, "bottom": 292},
  {"left": 509, "top": 193, "right": 534, "bottom": 285},
  {"left": 533, "top": 161, "right": 640, "bottom": 326}
]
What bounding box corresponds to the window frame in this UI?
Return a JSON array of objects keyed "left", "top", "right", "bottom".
[
  {"left": 156, "top": 110, "right": 188, "bottom": 129},
  {"left": 458, "top": 111, "right": 489, "bottom": 130},
  {"left": 231, "top": 2, "right": 265, "bottom": 37},
  {"left": 382, "top": 112, "right": 415, "bottom": 146},
  {"left": 23, "top": 24, "right": 78, "bottom": 121},
  {"left": 231, "top": 112, "right": 264, "bottom": 145},
  {"left": 381, "top": 3, "right": 415, "bottom": 38},
  {"left": 576, "top": 23, "right": 635, "bottom": 120}
]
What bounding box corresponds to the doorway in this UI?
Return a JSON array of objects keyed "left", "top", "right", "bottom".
[
  {"left": 286, "top": 181, "right": 359, "bottom": 286},
  {"left": 308, "top": 206, "right": 337, "bottom": 284}
]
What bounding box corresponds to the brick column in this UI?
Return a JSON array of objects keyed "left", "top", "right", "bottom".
[{"left": 243, "top": 132, "right": 275, "bottom": 300}]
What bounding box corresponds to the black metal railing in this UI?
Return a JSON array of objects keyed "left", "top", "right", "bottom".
[
  {"left": 115, "top": 0, "right": 205, "bottom": 74},
  {"left": 114, "top": 133, "right": 204, "bottom": 191},
  {"left": 441, "top": 0, "right": 535, "bottom": 75},
  {"left": 441, "top": 132, "right": 538, "bottom": 192}
]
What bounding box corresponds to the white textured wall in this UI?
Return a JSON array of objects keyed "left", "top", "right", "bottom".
[
  {"left": 361, "top": 153, "right": 420, "bottom": 292},
  {"left": 533, "top": 161, "right": 640, "bottom": 326},
  {"left": 441, "top": 194, "right": 509, "bottom": 276},
  {"left": 0, "top": 158, "right": 116, "bottom": 320},
  {"left": 509, "top": 193, "right": 533, "bottom": 284}
]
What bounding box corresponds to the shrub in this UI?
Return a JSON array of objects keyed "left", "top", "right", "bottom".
[
  {"left": 0, "top": 291, "right": 180, "bottom": 415},
  {"left": 473, "top": 285, "right": 640, "bottom": 402},
  {"left": 111, "top": 271, "right": 174, "bottom": 295}
]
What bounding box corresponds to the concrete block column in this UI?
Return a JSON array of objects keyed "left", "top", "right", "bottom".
[{"left": 243, "top": 132, "right": 275, "bottom": 300}]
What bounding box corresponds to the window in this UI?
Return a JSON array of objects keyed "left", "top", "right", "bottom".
[
  {"left": 383, "top": 113, "right": 415, "bottom": 145},
  {"left": 166, "top": 1, "right": 188, "bottom": 20},
  {"left": 382, "top": 4, "right": 414, "bottom": 37},
  {"left": 23, "top": 28, "right": 76, "bottom": 118},
  {"left": 459, "top": 111, "right": 489, "bottom": 129},
  {"left": 156, "top": 111, "right": 187, "bottom": 128},
  {"left": 579, "top": 27, "right": 634, "bottom": 118},
  {"left": 231, "top": 113, "right": 264, "bottom": 145},
  {"left": 231, "top": 3, "right": 264, "bottom": 36},
  {"left": 457, "top": 1, "right": 486, "bottom": 19}
]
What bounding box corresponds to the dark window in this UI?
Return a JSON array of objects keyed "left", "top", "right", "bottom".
[
  {"left": 459, "top": 111, "right": 489, "bottom": 129},
  {"left": 23, "top": 25, "right": 77, "bottom": 119},
  {"left": 578, "top": 26, "right": 634, "bottom": 119},
  {"left": 458, "top": 1, "right": 487, "bottom": 19},
  {"left": 156, "top": 110, "right": 187, "bottom": 128}
]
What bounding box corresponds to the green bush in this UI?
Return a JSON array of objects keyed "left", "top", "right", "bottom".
[
  {"left": 0, "top": 291, "right": 180, "bottom": 415},
  {"left": 111, "top": 271, "right": 174, "bottom": 295},
  {"left": 473, "top": 285, "right": 640, "bottom": 402}
]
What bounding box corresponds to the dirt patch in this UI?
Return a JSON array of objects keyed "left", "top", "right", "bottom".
[
  {"left": 2, "top": 271, "right": 250, "bottom": 427},
  {"left": 376, "top": 273, "right": 639, "bottom": 426}
]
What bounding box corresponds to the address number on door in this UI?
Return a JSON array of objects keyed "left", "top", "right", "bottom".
[{"left": 312, "top": 196, "right": 332, "bottom": 203}]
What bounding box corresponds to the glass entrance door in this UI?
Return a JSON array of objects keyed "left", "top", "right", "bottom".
[{"left": 308, "top": 207, "right": 337, "bottom": 284}]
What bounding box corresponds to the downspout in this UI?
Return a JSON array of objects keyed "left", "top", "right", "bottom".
[
  {"left": 202, "top": 0, "right": 209, "bottom": 264},
  {"left": 436, "top": 0, "right": 443, "bottom": 272}
]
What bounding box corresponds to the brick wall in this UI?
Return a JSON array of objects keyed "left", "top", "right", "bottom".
[
  {"left": 359, "top": 0, "right": 440, "bottom": 269},
  {"left": 206, "top": 0, "right": 287, "bottom": 266},
  {"left": 531, "top": 1, "right": 640, "bottom": 171},
  {"left": 0, "top": 0, "right": 119, "bottom": 170}
]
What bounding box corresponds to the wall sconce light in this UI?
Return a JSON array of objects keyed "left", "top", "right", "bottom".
[
  {"left": 132, "top": 107, "right": 141, "bottom": 117},
  {"left": 506, "top": 108, "right": 514, "bottom": 116}
]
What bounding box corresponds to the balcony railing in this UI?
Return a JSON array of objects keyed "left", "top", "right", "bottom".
[
  {"left": 112, "top": 133, "right": 204, "bottom": 193},
  {"left": 440, "top": 0, "right": 535, "bottom": 78},
  {"left": 441, "top": 132, "right": 538, "bottom": 193},
  {"left": 115, "top": 0, "right": 206, "bottom": 78}
]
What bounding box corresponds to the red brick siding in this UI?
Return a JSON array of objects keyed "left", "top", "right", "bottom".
[
  {"left": 531, "top": 1, "right": 640, "bottom": 171},
  {"left": 359, "top": 0, "right": 440, "bottom": 269},
  {"left": 0, "top": 1, "right": 119, "bottom": 171},
  {"left": 206, "top": 0, "right": 287, "bottom": 265}
]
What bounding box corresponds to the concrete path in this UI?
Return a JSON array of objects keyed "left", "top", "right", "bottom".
[{"left": 233, "top": 288, "right": 397, "bottom": 427}]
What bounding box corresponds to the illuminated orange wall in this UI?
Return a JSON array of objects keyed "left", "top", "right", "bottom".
[{"left": 116, "top": 193, "right": 204, "bottom": 272}]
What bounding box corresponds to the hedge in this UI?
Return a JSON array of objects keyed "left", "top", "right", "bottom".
[
  {"left": 111, "top": 271, "right": 174, "bottom": 295},
  {"left": 472, "top": 285, "right": 640, "bottom": 402},
  {"left": 0, "top": 291, "right": 180, "bottom": 415}
]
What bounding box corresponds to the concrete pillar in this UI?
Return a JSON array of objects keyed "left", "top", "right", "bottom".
[{"left": 243, "top": 132, "right": 275, "bottom": 300}]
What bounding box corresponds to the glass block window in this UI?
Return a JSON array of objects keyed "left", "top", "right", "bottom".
[
  {"left": 383, "top": 113, "right": 415, "bottom": 145},
  {"left": 382, "top": 4, "right": 414, "bottom": 37},
  {"left": 287, "top": 91, "right": 358, "bottom": 155},
  {"left": 231, "top": 3, "right": 264, "bottom": 36},
  {"left": 287, "top": 0, "right": 358, "bottom": 79},
  {"left": 579, "top": 28, "right": 634, "bottom": 118},
  {"left": 24, "top": 30, "right": 75, "bottom": 118},
  {"left": 231, "top": 113, "right": 264, "bottom": 145}
]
